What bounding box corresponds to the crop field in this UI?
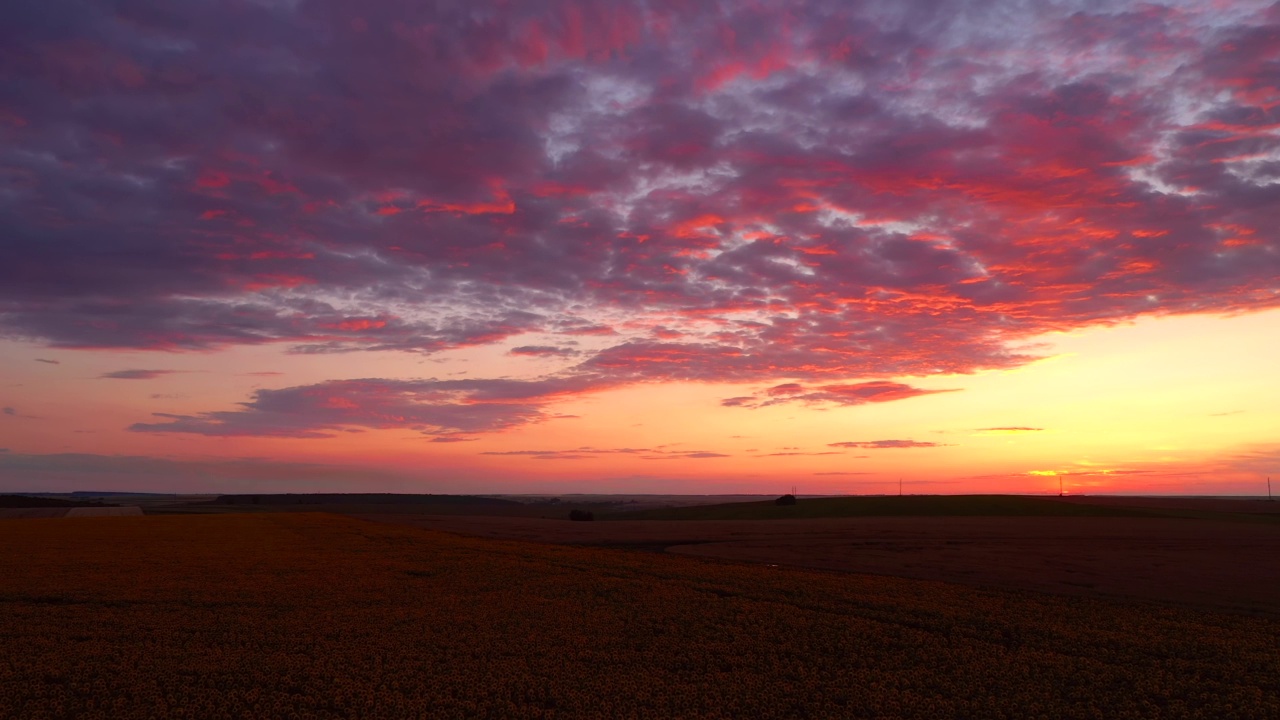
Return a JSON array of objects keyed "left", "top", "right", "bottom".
[
  {"left": 359, "top": 512, "right": 1280, "bottom": 615},
  {"left": 2, "top": 513, "right": 1278, "bottom": 719}
]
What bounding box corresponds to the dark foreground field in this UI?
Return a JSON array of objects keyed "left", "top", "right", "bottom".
[
  {"left": 355, "top": 514, "right": 1280, "bottom": 616},
  {"left": 2, "top": 514, "right": 1278, "bottom": 719},
  {"left": 354, "top": 495, "right": 1280, "bottom": 616}
]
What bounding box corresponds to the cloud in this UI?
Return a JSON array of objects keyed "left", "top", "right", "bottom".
[
  {"left": 827, "top": 440, "right": 946, "bottom": 449},
  {"left": 1026, "top": 468, "right": 1153, "bottom": 478},
  {"left": 2, "top": 407, "right": 14, "bottom": 416},
  {"left": 480, "top": 450, "right": 574, "bottom": 457},
  {"left": 642, "top": 452, "right": 731, "bottom": 460},
  {"left": 0, "top": 451, "right": 443, "bottom": 493},
  {"left": 725, "top": 381, "right": 955, "bottom": 409},
  {"left": 480, "top": 446, "right": 729, "bottom": 461},
  {"left": 34, "top": 358, "right": 59, "bottom": 364},
  {"left": 100, "top": 369, "right": 179, "bottom": 380},
  {"left": 2, "top": 0, "right": 1278, "bottom": 420},
  {"left": 760, "top": 451, "right": 845, "bottom": 457},
  {"left": 130, "top": 376, "right": 611, "bottom": 438},
  {"left": 481, "top": 446, "right": 663, "bottom": 460},
  {"left": 481, "top": 451, "right": 593, "bottom": 461},
  {"left": 976, "top": 426, "right": 1044, "bottom": 434},
  {"left": 509, "top": 345, "right": 579, "bottom": 358}
]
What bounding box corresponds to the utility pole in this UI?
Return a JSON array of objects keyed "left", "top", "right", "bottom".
[{"left": 899, "top": 477, "right": 902, "bottom": 496}]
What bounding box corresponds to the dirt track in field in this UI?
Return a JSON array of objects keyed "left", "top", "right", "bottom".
[{"left": 352, "top": 512, "right": 1280, "bottom": 615}]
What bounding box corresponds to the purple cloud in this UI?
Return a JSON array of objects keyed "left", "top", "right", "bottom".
[
  {"left": 509, "top": 345, "right": 579, "bottom": 358},
  {"left": 827, "top": 440, "right": 946, "bottom": 449},
  {"left": 129, "top": 376, "right": 613, "bottom": 438},
  {"left": 100, "top": 369, "right": 178, "bottom": 380},
  {"left": 725, "top": 381, "right": 955, "bottom": 409},
  {"left": 641, "top": 452, "right": 731, "bottom": 460},
  {"left": 2, "top": 0, "right": 1277, "bottom": 426}
]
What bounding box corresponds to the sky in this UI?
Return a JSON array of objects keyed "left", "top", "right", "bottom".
[{"left": 1, "top": 0, "right": 1278, "bottom": 496}]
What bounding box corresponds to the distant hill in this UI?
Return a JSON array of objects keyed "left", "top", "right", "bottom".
[
  {"left": 212, "top": 493, "right": 522, "bottom": 507},
  {"left": 604, "top": 495, "right": 1162, "bottom": 521},
  {"left": 0, "top": 494, "right": 118, "bottom": 509},
  {"left": 68, "top": 491, "right": 175, "bottom": 497}
]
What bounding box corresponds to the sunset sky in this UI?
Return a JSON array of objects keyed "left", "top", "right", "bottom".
[{"left": 2, "top": 0, "right": 1278, "bottom": 495}]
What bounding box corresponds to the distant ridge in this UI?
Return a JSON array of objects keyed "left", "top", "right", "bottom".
[
  {"left": 605, "top": 495, "right": 1162, "bottom": 521},
  {"left": 69, "top": 491, "right": 175, "bottom": 497},
  {"left": 212, "top": 493, "right": 521, "bottom": 507},
  {"left": 0, "top": 494, "right": 118, "bottom": 509}
]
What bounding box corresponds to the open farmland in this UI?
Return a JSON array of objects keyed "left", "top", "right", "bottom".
[
  {"left": 355, "top": 495, "right": 1280, "bottom": 615},
  {"left": 598, "top": 494, "right": 1280, "bottom": 522},
  {"left": 2, "top": 513, "right": 1278, "bottom": 719}
]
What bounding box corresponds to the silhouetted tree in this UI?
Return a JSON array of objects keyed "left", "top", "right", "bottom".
[{"left": 775, "top": 494, "right": 797, "bottom": 506}]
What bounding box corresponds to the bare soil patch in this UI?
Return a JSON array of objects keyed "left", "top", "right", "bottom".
[{"left": 354, "top": 513, "right": 1280, "bottom": 615}]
